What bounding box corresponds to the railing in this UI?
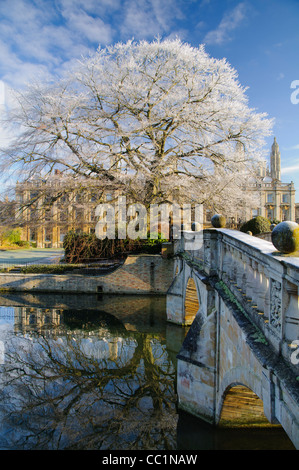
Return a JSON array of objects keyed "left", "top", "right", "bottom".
[
  {"left": 175, "top": 228, "right": 299, "bottom": 371},
  {"left": 0, "top": 258, "right": 61, "bottom": 271}
]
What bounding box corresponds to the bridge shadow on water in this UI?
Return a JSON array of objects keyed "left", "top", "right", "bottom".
[{"left": 177, "top": 411, "right": 296, "bottom": 450}]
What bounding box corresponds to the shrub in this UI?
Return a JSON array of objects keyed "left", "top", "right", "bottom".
[
  {"left": 15, "top": 240, "right": 30, "bottom": 248},
  {"left": 240, "top": 216, "right": 271, "bottom": 235},
  {"left": 20, "top": 264, "right": 72, "bottom": 274},
  {"left": 271, "top": 218, "right": 281, "bottom": 225},
  {"left": 3, "top": 228, "right": 22, "bottom": 244},
  {"left": 63, "top": 230, "right": 167, "bottom": 263},
  {"left": 63, "top": 231, "right": 102, "bottom": 263}
]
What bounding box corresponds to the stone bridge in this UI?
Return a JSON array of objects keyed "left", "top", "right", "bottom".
[{"left": 166, "top": 228, "right": 299, "bottom": 449}]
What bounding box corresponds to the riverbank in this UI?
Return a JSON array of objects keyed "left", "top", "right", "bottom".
[{"left": 0, "top": 254, "right": 174, "bottom": 295}]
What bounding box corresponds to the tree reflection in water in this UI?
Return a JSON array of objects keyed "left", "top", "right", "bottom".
[{"left": 0, "top": 310, "right": 178, "bottom": 450}]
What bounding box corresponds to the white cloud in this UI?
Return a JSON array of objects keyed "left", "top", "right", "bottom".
[
  {"left": 120, "top": 1, "right": 161, "bottom": 38},
  {"left": 0, "top": 0, "right": 189, "bottom": 92},
  {"left": 58, "top": 0, "right": 121, "bottom": 17},
  {"left": 277, "top": 72, "right": 285, "bottom": 81},
  {"left": 120, "top": 0, "right": 184, "bottom": 39},
  {"left": 281, "top": 164, "right": 299, "bottom": 174},
  {"left": 66, "top": 10, "right": 113, "bottom": 44},
  {"left": 203, "top": 2, "right": 248, "bottom": 45},
  {"left": 0, "top": 0, "right": 117, "bottom": 89}
]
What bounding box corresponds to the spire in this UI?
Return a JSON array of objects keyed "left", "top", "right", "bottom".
[{"left": 270, "top": 137, "right": 281, "bottom": 181}]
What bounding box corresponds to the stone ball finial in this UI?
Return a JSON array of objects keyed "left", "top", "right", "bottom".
[
  {"left": 271, "top": 221, "right": 299, "bottom": 254},
  {"left": 211, "top": 214, "right": 226, "bottom": 228}
]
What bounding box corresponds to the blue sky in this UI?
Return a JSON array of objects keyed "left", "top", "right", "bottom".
[{"left": 0, "top": 0, "right": 298, "bottom": 200}]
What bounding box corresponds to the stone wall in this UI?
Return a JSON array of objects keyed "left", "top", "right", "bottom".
[{"left": 0, "top": 255, "right": 174, "bottom": 295}]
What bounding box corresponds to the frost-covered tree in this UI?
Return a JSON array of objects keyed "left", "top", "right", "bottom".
[{"left": 1, "top": 38, "right": 272, "bottom": 210}]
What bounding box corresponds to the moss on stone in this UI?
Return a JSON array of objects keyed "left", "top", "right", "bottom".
[
  {"left": 211, "top": 214, "right": 226, "bottom": 228},
  {"left": 215, "top": 280, "right": 268, "bottom": 346},
  {"left": 271, "top": 221, "right": 299, "bottom": 254}
]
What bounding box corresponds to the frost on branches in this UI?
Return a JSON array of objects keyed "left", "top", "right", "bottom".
[{"left": 0, "top": 38, "right": 272, "bottom": 215}]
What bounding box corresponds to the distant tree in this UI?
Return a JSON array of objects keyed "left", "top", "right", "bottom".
[{"left": 1, "top": 38, "right": 272, "bottom": 214}]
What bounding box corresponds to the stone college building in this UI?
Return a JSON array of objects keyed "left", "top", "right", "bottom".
[{"left": 10, "top": 138, "right": 298, "bottom": 248}]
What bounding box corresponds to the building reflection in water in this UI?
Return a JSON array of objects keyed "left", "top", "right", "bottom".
[
  {"left": 14, "top": 306, "right": 62, "bottom": 334},
  {"left": 0, "top": 297, "right": 182, "bottom": 450},
  {"left": 0, "top": 298, "right": 295, "bottom": 450},
  {"left": 12, "top": 305, "right": 131, "bottom": 363}
]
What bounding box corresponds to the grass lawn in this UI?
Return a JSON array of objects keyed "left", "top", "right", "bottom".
[{"left": 0, "top": 248, "right": 64, "bottom": 265}]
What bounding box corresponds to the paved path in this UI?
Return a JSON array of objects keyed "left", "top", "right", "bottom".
[{"left": 0, "top": 248, "right": 64, "bottom": 266}]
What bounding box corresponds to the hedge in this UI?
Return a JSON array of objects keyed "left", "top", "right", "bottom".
[{"left": 240, "top": 216, "right": 271, "bottom": 235}]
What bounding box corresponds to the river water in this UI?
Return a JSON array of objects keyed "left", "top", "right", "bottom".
[{"left": 0, "top": 293, "right": 295, "bottom": 450}]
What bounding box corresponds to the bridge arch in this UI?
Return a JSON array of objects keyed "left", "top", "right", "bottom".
[
  {"left": 216, "top": 366, "right": 264, "bottom": 418},
  {"left": 184, "top": 276, "right": 200, "bottom": 325},
  {"left": 219, "top": 383, "right": 269, "bottom": 427}
]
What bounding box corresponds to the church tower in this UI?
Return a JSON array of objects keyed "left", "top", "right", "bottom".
[{"left": 270, "top": 137, "right": 281, "bottom": 181}]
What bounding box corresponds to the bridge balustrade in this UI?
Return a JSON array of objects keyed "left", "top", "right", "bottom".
[{"left": 175, "top": 228, "right": 299, "bottom": 372}]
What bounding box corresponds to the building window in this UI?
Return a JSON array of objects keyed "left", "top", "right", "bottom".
[
  {"left": 30, "top": 207, "right": 38, "bottom": 221},
  {"left": 45, "top": 229, "right": 52, "bottom": 242},
  {"left": 45, "top": 208, "right": 51, "bottom": 222},
  {"left": 30, "top": 230, "right": 36, "bottom": 241},
  {"left": 282, "top": 194, "right": 289, "bottom": 203},
  {"left": 59, "top": 211, "right": 67, "bottom": 222},
  {"left": 205, "top": 210, "right": 211, "bottom": 222},
  {"left": 267, "top": 193, "right": 273, "bottom": 203},
  {"left": 282, "top": 208, "right": 289, "bottom": 221}
]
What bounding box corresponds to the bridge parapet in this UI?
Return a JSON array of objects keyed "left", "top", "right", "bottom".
[{"left": 174, "top": 228, "right": 299, "bottom": 373}]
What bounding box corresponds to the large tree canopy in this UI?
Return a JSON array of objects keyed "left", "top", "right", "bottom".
[{"left": 1, "top": 38, "right": 272, "bottom": 211}]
